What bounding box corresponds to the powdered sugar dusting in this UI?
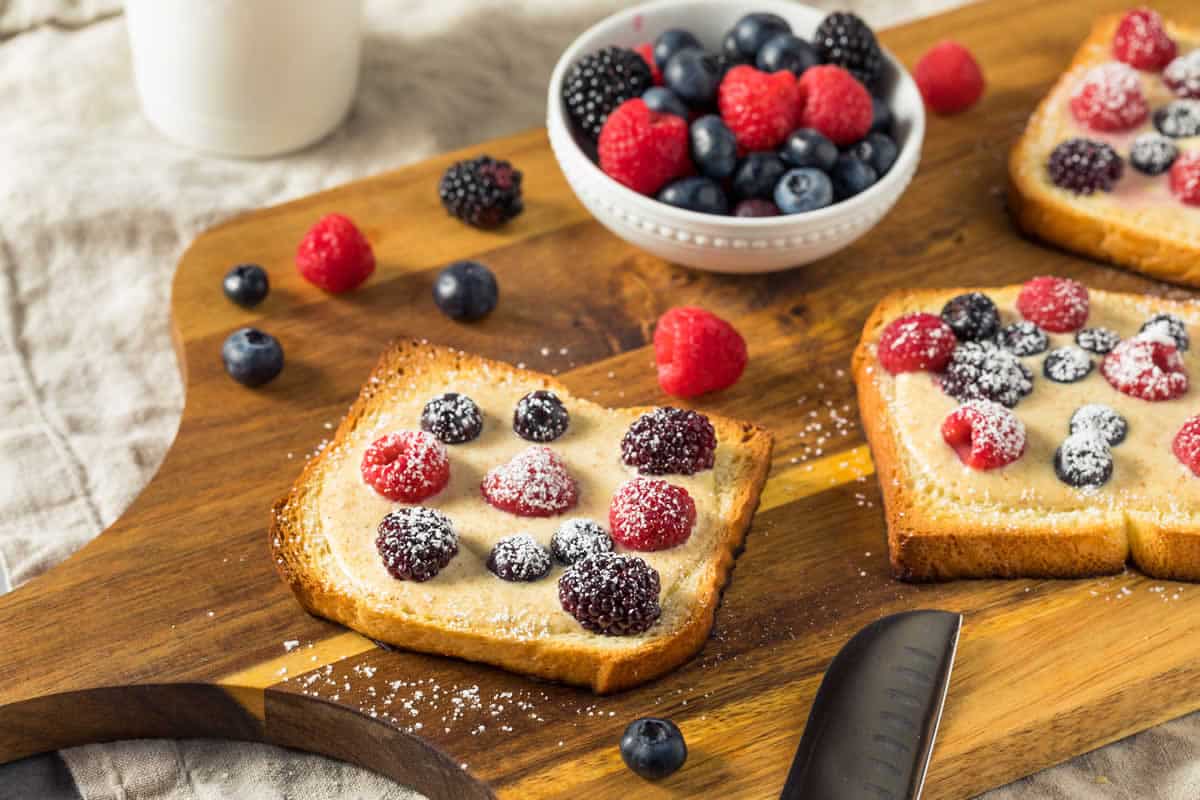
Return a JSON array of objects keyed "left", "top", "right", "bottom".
[{"left": 1165, "top": 49, "right": 1200, "bottom": 98}]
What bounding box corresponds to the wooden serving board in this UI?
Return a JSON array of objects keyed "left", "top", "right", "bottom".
[{"left": 4, "top": 0, "right": 1199, "bottom": 796}]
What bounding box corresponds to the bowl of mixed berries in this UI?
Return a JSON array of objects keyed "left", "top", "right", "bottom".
[{"left": 547, "top": 0, "right": 925, "bottom": 273}]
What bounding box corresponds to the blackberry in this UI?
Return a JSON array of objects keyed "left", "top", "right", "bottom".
[
  {"left": 1069, "top": 404, "right": 1128, "bottom": 447},
  {"left": 620, "top": 407, "right": 716, "bottom": 475},
  {"left": 940, "top": 292, "right": 1000, "bottom": 341},
  {"left": 995, "top": 321, "right": 1048, "bottom": 357},
  {"left": 1140, "top": 313, "right": 1190, "bottom": 351},
  {"left": 1075, "top": 327, "right": 1121, "bottom": 355},
  {"left": 940, "top": 341, "right": 1034, "bottom": 408},
  {"left": 513, "top": 390, "right": 569, "bottom": 442},
  {"left": 551, "top": 518, "right": 613, "bottom": 565},
  {"left": 420, "top": 392, "right": 483, "bottom": 444},
  {"left": 562, "top": 47, "right": 653, "bottom": 141},
  {"left": 438, "top": 156, "right": 523, "bottom": 229},
  {"left": 1047, "top": 138, "right": 1123, "bottom": 194},
  {"left": 1153, "top": 100, "right": 1200, "bottom": 139},
  {"left": 487, "top": 533, "right": 552, "bottom": 582},
  {"left": 813, "top": 12, "right": 884, "bottom": 87},
  {"left": 375, "top": 507, "right": 458, "bottom": 582},
  {"left": 558, "top": 552, "right": 661, "bottom": 635},
  {"left": 1042, "top": 346, "right": 1094, "bottom": 383},
  {"left": 1054, "top": 432, "right": 1113, "bottom": 489},
  {"left": 1129, "top": 133, "right": 1179, "bottom": 176}
]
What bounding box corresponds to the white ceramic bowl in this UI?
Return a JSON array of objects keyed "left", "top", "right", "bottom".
[{"left": 547, "top": 0, "right": 925, "bottom": 273}]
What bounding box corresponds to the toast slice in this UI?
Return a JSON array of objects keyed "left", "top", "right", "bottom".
[
  {"left": 271, "top": 341, "right": 772, "bottom": 693},
  {"left": 853, "top": 283, "right": 1200, "bottom": 581},
  {"left": 1008, "top": 13, "right": 1200, "bottom": 285}
]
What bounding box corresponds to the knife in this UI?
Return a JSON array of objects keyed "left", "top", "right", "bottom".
[{"left": 780, "top": 610, "right": 962, "bottom": 800}]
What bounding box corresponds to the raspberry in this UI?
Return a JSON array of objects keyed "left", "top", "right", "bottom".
[
  {"left": 635, "top": 43, "right": 664, "bottom": 86},
  {"left": 420, "top": 393, "right": 483, "bottom": 444},
  {"left": 598, "top": 99, "right": 689, "bottom": 196},
  {"left": 654, "top": 307, "right": 748, "bottom": 398},
  {"left": 295, "top": 213, "right": 375, "bottom": 294},
  {"left": 1069, "top": 405, "right": 1128, "bottom": 447},
  {"left": 876, "top": 313, "right": 957, "bottom": 374},
  {"left": 620, "top": 408, "right": 716, "bottom": 476},
  {"left": 1101, "top": 338, "right": 1188, "bottom": 401},
  {"left": 1169, "top": 151, "right": 1200, "bottom": 206},
  {"left": 551, "top": 518, "right": 613, "bottom": 565},
  {"left": 609, "top": 477, "right": 696, "bottom": 551},
  {"left": 1112, "top": 8, "right": 1176, "bottom": 71},
  {"left": 1016, "top": 276, "right": 1090, "bottom": 333},
  {"left": 940, "top": 400, "right": 1026, "bottom": 470},
  {"left": 482, "top": 446, "right": 578, "bottom": 517},
  {"left": 717, "top": 65, "right": 802, "bottom": 152},
  {"left": 438, "top": 156, "right": 524, "bottom": 229},
  {"left": 1042, "top": 346, "right": 1094, "bottom": 383},
  {"left": 1164, "top": 50, "right": 1200, "bottom": 98},
  {"left": 375, "top": 507, "right": 458, "bottom": 582},
  {"left": 939, "top": 341, "right": 1034, "bottom": 408},
  {"left": 914, "top": 41, "right": 985, "bottom": 115},
  {"left": 558, "top": 552, "right": 661, "bottom": 636},
  {"left": 1173, "top": 415, "right": 1200, "bottom": 477},
  {"left": 1069, "top": 63, "right": 1148, "bottom": 132},
  {"left": 361, "top": 431, "right": 450, "bottom": 503},
  {"left": 562, "top": 47, "right": 654, "bottom": 141},
  {"left": 1139, "top": 313, "right": 1190, "bottom": 351},
  {"left": 1055, "top": 432, "right": 1113, "bottom": 490},
  {"left": 486, "top": 533, "right": 552, "bottom": 582},
  {"left": 1047, "top": 138, "right": 1123, "bottom": 195},
  {"left": 513, "top": 390, "right": 570, "bottom": 442},
  {"left": 1075, "top": 327, "right": 1121, "bottom": 355},
  {"left": 940, "top": 292, "right": 1000, "bottom": 341},
  {"left": 797, "top": 65, "right": 872, "bottom": 146},
  {"left": 812, "top": 12, "right": 883, "bottom": 87},
  {"left": 995, "top": 321, "right": 1048, "bottom": 357}
]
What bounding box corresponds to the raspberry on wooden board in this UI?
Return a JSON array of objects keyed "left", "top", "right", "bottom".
[{"left": 295, "top": 213, "right": 375, "bottom": 293}]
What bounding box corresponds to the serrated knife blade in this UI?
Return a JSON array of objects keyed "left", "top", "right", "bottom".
[{"left": 780, "top": 609, "right": 962, "bottom": 800}]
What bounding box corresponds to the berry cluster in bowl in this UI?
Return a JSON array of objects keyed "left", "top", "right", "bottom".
[
  {"left": 876, "top": 276, "right": 1200, "bottom": 489},
  {"left": 1047, "top": 8, "right": 1200, "bottom": 205},
  {"left": 560, "top": 11, "right": 900, "bottom": 217},
  {"left": 362, "top": 388, "right": 722, "bottom": 637}
]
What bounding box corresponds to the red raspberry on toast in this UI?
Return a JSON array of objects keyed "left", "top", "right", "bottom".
[
  {"left": 1102, "top": 338, "right": 1188, "bottom": 401},
  {"left": 1016, "top": 276, "right": 1090, "bottom": 333},
  {"left": 654, "top": 306, "right": 748, "bottom": 398},
  {"left": 1173, "top": 415, "right": 1200, "bottom": 476},
  {"left": 361, "top": 431, "right": 450, "bottom": 503},
  {"left": 797, "top": 65, "right": 872, "bottom": 146},
  {"left": 718, "top": 65, "right": 802, "bottom": 152},
  {"left": 940, "top": 400, "right": 1026, "bottom": 470},
  {"left": 1112, "top": 8, "right": 1176, "bottom": 71},
  {"left": 876, "top": 313, "right": 957, "bottom": 374},
  {"left": 609, "top": 477, "right": 696, "bottom": 551},
  {"left": 598, "top": 98, "right": 689, "bottom": 196},
  {"left": 914, "top": 41, "right": 985, "bottom": 115},
  {"left": 1069, "top": 62, "right": 1149, "bottom": 132},
  {"left": 296, "top": 213, "right": 376, "bottom": 293},
  {"left": 1169, "top": 151, "right": 1200, "bottom": 206},
  {"left": 482, "top": 446, "right": 579, "bottom": 517}
]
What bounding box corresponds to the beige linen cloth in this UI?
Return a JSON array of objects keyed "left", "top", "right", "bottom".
[{"left": 2, "top": 1, "right": 1199, "bottom": 798}]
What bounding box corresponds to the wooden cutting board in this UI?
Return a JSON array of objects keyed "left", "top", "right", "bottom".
[{"left": 3, "top": 0, "right": 1198, "bottom": 797}]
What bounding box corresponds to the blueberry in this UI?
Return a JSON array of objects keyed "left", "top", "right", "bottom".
[
  {"left": 729, "top": 12, "right": 791, "bottom": 61},
  {"left": 1054, "top": 432, "right": 1113, "bottom": 489},
  {"left": 721, "top": 31, "right": 748, "bottom": 64},
  {"left": 1153, "top": 100, "right": 1200, "bottom": 139},
  {"left": 642, "top": 87, "right": 688, "bottom": 119},
  {"left": 619, "top": 718, "right": 687, "bottom": 780},
  {"left": 689, "top": 115, "right": 737, "bottom": 180},
  {"left": 1069, "top": 404, "right": 1128, "bottom": 447},
  {"left": 653, "top": 29, "right": 701, "bottom": 69},
  {"left": 1042, "top": 346, "right": 1094, "bottom": 383},
  {"left": 733, "top": 198, "right": 779, "bottom": 217},
  {"left": 940, "top": 292, "right": 1000, "bottom": 341},
  {"left": 774, "top": 168, "right": 834, "bottom": 214},
  {"left": 433, "top": 260, "right": 498, "bottom": 321},
  {"left": 829, "top": 153, "right": 878, "bottom": 200},
  {"left": 847, "top": 132, "right": 898, "bottom": 176},
  {"left": 223, "top": 263, "right": 269, "bottom": 308},
  {"left": 732, "top": 152, "right": 788, "bottom": 200},
  {"left": 656, "top": 177, "right": 729, "bottom": 215},
  {"left": 221, "top": 327, "right": 283, "bottom": 387},
  {"left": 663, "top": 50, "right": 721, "bottom": 108},
  {"left": 1074, "top": 327, "right": 1121, "bottom": 355},
  {"left": 779, "top": 128, "right": 838, "bottom": 173},
  {"left": 1129, "top": 133, "right": 1178, "bottom": 176},
  {"left": 869, "top": 95, "right": 893, "bottom": 134},
  {"left": 756, "top": 33, "right": 818, "bottom": 76}
]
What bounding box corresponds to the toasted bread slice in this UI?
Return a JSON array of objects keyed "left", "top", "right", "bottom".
[
  {"left": 271, "top": 341, "right": 772, "bottom": 693},
  {"left": 1008, "top": 14, "right": 1200, "bottom": 285},
  {"left": 853, "top": 285, "right": 1200, "bottom": 581}
]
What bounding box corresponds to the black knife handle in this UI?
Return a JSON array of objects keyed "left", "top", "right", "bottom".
[{"left": 780, "top": 610, "right": 961, "bottom": 800}]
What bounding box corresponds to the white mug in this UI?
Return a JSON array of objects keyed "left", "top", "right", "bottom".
[{"left": 124, "top": 0, "right": 365, "bottom": 158}]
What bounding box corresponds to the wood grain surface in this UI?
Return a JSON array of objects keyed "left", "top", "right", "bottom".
[{"left": 2, "top": 1, "right": 1198, "bottom": 797}]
